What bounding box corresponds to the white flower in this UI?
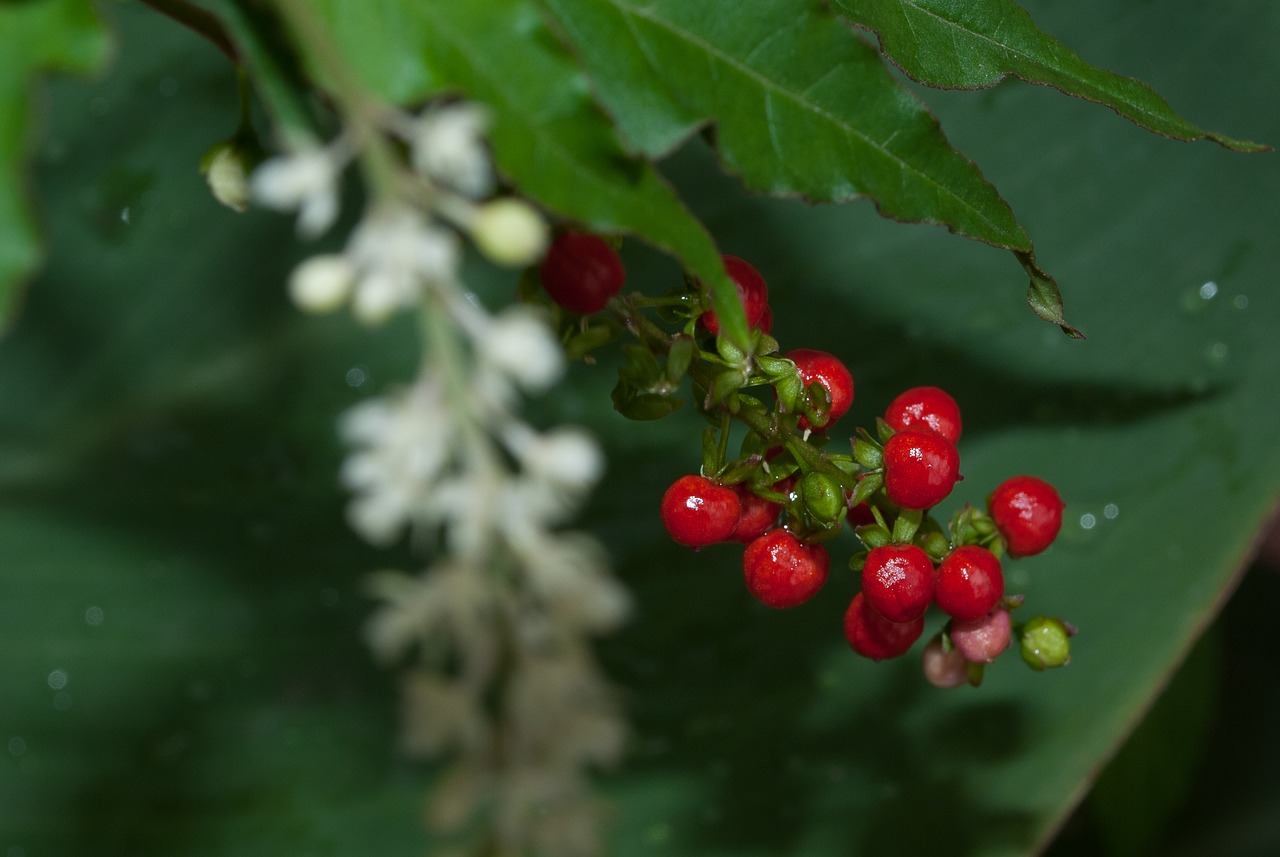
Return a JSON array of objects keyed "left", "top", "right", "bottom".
[
  {"left": 520, "top": 428, "right": 604, "bottom": 493},
  {"left": 340, "top": 380, "right": 452, "bottom": 546},
  {"left": 346, "top": 207, "right": 461, "bottom": 324},
  {"left": 470, "top": 198, "right": 549, "bottom": 267},
  {"left": 409, "top": 103, "right": 493, "bottom": 198},
  {"left": 477, "top": 306, "right": 564, "bottom": 393},
  {"left": 251, "top": 148, "right": 342, "bottom": 237},
  {"left": 288, "top": 254, "right": 355, "bottom": 313}
]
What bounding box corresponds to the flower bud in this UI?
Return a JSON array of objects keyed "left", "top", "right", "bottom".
[
  {"left": 288, "top": 254, "right": 355, "bottom": 313},
  {"left": 1019, "top": 616, "right": 1072, "bottom": 670},
  {"left": 470, "top": 198, "right": 548, "bottom": 267},
  {"left": 200, "top": 140, "right": 257, "bottom": 213}
]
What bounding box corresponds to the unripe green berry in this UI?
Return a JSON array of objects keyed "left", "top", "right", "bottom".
[
  {"left": 801, "top": 471, "right": 844, "bottom": 524},
  {"left": 1020, "top": 616, "right": 1071, "bottom": 670}
]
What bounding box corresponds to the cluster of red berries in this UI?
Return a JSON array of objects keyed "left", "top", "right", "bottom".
[{"left": 536, "top": 232, "right": 1075, "bottom": 685}]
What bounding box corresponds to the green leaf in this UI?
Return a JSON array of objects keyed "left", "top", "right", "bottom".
[
  {"left": 536, "top": 0, "right": 1081, "bottom": 331},
  {"left": 297, "top": 0, "right": 748, "bottom": 346},
  {"left": 0, "top": 0, "right": 109, "bottom": 333},
  {"left": 833, "top": 0, "right": 1266, "bottom": 152}
]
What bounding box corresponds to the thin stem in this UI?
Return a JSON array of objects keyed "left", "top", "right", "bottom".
[
  {"left": 138, "top": 0, "right": 239, "bottom": 63},
  {"left": 273, "top": 0, "right": 402, "bottom": 202}
]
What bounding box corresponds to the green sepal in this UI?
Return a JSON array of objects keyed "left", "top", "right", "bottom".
[
  {"left": 610, "top": 383, "right": 683, "bottom": 421},
  {"left": 665, "top": 333, "right": 697, "bottom": 384},
  {"left": 564, "top": 321, "right": 617, "bottom": 361},
  {"left": 705, "top": 368, "right": 747, "bottom": 409},
  {"left": 716, "top": 454, "right": 763, "bottom": 486},
  {"left": 966, "top": 661, "right": 986, "bottom": 688},
  {"left": 715, "top": 332, "right": 749, "bottom": 368},
  {"left": 849, "top": 471, "right": 884, "bottom": 508},
  {"left": 917, "top": 526, "right": 952, "bottom": 562},
  {"left": 618, "top": 344, "right": 664, "bottom": 386},
  {"left": 848, "top": 550, "right": 869, "bottom": 573},
  {"left": 875, "top": 417, "right": 897, "bottom": 444},
  {"left": 853, "top": 435, "right": 884, "bottom": 471},
  {"left": 755, "top": 354, "right": 795, "bottom": 378},
  {"left": 801, "top": 379, "right": 833, "bottom": 430},
  {"left": 891, "top": 508, "right": 923, "bottom": 544},
  {"left": 774, "top": 372, "right": 805, "bottom": 416},
  {"left": 754, "top": 333, "right": 781, "bottom": 357},
  {"left": 700, "top": 426, "right": 719, "bottom": 476},
  {"left": 855, "top": 523, "right": 892, "bottom": 550}
]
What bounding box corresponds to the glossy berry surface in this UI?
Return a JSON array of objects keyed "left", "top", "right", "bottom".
[
  {"left": 935, "top": 545, "right": 1004, "bottom": 623},
  {"left": 884, "top": 386, "right": 963, "bottom": 445},
  {"left": 882, "top": 428, "right": 961, "bottom": 510},
  {"left": 861, "top": 544, "right": 935, "bottom": 623},
  {"left": 742, "top": 529, "right": 829, "bottom": 608},
  {"left": 786, "top": 348, "right": 854, "bottom": 431},
  {"left": 700, "top": 255, "right": 770, "bottom": 335},
  {"left": 950, "top": 607, "right": 1012, "bottom": 663},
  {"left": 660, "top": 474, "right": 741, "bottom": 548},
  {"left": 730, "top": 484, "right": 782, "bottom": 543},
  {"left": 843, "top": 592, "right": 925, "bottom": 660},
  {"left": 539, "top": 231, "right": 625, "bottom": 314},
  {"left": 988, "top": 475, "right": 1065, "bottom": 557}
]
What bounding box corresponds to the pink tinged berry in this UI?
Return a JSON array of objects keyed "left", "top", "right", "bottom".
[
  {"left": 861, "top": 544, "right": 935, "bottom": 623},
  {"left": 922, "top": 634, "right": 971, "bottom": 688},
  {"left": 660, "top": 474, "right": 741, "bottom": 548},
  {"left": 785, "top": 348, "right": 855, "bottom": 431},
  {"left": 884, "top": 386, "right": 963, "bottom": 445},
  {"left": 950, "top": 608, "right": 1013, "bottom": 663},
  {"left": 882, "top": 428, "right": 961, "bottom": 510},
  {"left": 935, "top": 546, "right": 1005, "bottom": 623},
  {"left": 539, "top": 231, "right": 625, "bottom": 314},
  {"left": 700, "top": 255, "right": 770, "bottom": 335},
  {"left": 843, "top": 592, "right": 925, "bottom": 661},
  {"left": 988, "top": 475, "right": 1065, "bottom": 557},
  {"left": 742, "top": 529, "right": 829, "bottom": 608},
  {"left": 730, "top": 484, "right": 782, "bottom": 543}
]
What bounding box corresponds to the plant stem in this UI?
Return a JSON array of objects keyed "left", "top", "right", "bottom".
[{"left": 139, "top": 0, "right": 239, "bottom": 62}]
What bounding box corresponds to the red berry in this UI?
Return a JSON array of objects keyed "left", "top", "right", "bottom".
[
  {"left": 539, "top": 231, "right": 625, "bottom": 314},
  {"left": 884, "top": 386, "right": 963, "bottom": 445},
  {"left": 921, "top": 634, "right": 970, "bottom": 688},
  {"left": 700, "top": 255, "right": 770, "bottom": 335},
  {"left": 935, "top": 546, "right": 1004, "bottom": 623},
  {"left": 950, "top": 608, "right": 1013, "bottom": 664},
  {"left": 742, "top": 529, "right": 829, "bottom": 608},
  {"left": 730, "top": 484, "right": 782, "bottom": 543},
  {"left": 882, "top": 429, "right": 961, "bottom": 510},
  {"left": 843, "top": 592, "right": 924, "bottom": 660},
  {"left": 786, "top": 348, "right": 854, "bottom": 431},
  {"left": 988, "top": 475, "right": 1065, "bottom": 557},
  {"left": 861, "top": 544, "right": 935, "bottom": 623},
  {"left": 660, "top": 474, "right": 741, "bottom": 548}
]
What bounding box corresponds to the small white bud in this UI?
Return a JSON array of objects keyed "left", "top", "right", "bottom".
[
  {"left": 201, "top": 142, "right": 252, "bottom": 212},
  {"left": 410, "top": 103, "right": 492, "bottom": 197},
  {"left": 470, "top": 198, "right": 549, "bottom": 267},
  {"left": 288, "top": 254, "right": 354, "bottom": 313}
]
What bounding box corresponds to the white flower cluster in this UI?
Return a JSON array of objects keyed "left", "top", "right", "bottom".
[{"left": 251, "top": 99, "right": 628, "bottom": 856}]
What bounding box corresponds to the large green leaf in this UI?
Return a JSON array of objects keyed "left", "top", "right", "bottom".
[
  {"left": 834, "top": 0, "right": 1265, "bottom": 151},
  {"left": 285, "top": 0, "right": 749, "bottom": 344},
  {"left": 535, "top": 0, "right": 1083, "bottom": 334},
  {"left": 4, "top": 2, "right": 1279, "bottom": 856},
  {"left": 0, "top": 0, "right": 108, "bottom": 333}
]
